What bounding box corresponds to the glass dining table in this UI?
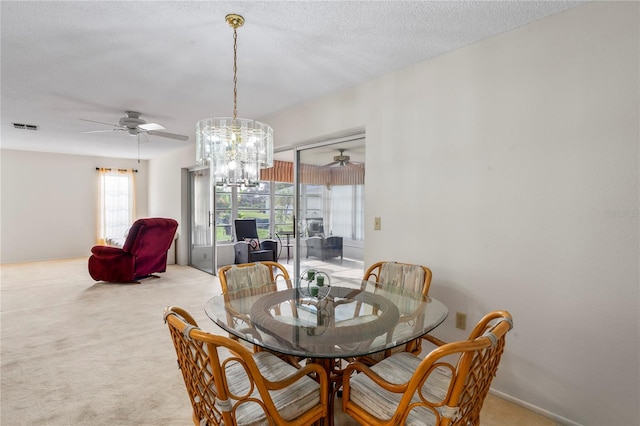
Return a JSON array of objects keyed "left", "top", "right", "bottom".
[{"left": 204, "top": 275, "right": 448, "bottom": 425}]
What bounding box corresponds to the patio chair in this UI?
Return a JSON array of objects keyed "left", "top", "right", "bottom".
[
  {"left": 233, "top": 219, "right": 277, "bottom": 263},
  {"left": 305, "top": 236, "right": 343, "bottom": 261}
]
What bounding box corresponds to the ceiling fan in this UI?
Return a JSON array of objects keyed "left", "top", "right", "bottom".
[
  {"left": 80, "top": 111, "right": 189, "bottom": 141},
  {"left": 323, "top": 149, "right": 363, "bottom": 168}
]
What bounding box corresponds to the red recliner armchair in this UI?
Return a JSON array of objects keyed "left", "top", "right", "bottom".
[{"left": 88, "top": 218, "right": 178, "bottom": 283}]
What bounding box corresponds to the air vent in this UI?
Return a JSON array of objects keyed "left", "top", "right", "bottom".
[{"left": 13, "top": 123, "right": 38, "bottom": 131}]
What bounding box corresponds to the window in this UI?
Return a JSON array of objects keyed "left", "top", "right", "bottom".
[
  {"left": 237, "top": 182, "right": 271, "bottom": 239},
  {"left": 215, "top": 184, "right": 272, "bottom": 242},
  {"left": 97, "top": 168, "right": 135, "bottom": 244},
  {"left": 274, "top": 182, "right": 294, "bottom": 234},
  {"left": 303, "top": 185, "right": 324, "bottom": 236},
  {"left": 213, "top": 182, "right": 293, "bottom": 242},
  {"left": 300, "top": 183, "right": 364, "bottom": 241},
  {"left": 330, "top": 185, "right": 364, "bottom": 240},
  {"left": 215, "top": 180, "right": 364, "bottom": 242},
  {"left": 304, "top": 185, "right": 324, "bottom": 219},
  {"left": 214, "top": 187, "right": 233, "bottom": 242}
]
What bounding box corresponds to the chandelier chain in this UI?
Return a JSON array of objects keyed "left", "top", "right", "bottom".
[{"left": 232, "top": 26, "right": 238, "bottom": 120}]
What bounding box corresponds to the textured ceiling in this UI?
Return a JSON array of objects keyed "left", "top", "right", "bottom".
[{"left": 1, "top": 1, "right": 584, "bottom": 161}]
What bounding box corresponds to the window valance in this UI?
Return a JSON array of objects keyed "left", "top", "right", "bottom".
[{"left": 260, "top": 160, "right": 364, "bottom": 186}]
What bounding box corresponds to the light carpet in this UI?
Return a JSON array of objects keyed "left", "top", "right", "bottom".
[
  {"left": 1, "top": 258, "right": 216, "bottom": 425},
  {"left": 1, "top": 258, "right": 556, "bottom": 425}
]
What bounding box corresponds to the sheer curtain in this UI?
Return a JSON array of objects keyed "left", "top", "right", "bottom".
[
  {"left": 329, "top": 185, "right": 364, "bottom": 240},
  {"left": 96, "top": 168, "right": 136, "bottom": 245}
]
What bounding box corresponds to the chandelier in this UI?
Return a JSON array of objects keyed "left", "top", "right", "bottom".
[{"left": 196, "top": 14, "right": 273, "bottom": 188}]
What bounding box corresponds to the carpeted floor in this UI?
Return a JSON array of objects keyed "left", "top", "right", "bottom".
[{"left": 1, "top": 258, "right": 557, "bottom": 425}]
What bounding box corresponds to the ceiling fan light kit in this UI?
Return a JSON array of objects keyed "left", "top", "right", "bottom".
[
  {"left": 333, "top": 149, "right": 350, "bottom": 166},
  {"left": 195, "top": 13, "right": 274, "bottom": 188}
]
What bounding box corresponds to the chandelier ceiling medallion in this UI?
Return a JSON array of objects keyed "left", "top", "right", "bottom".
[{"left": 196, "top": 13, "right": 273, "bottom": 188}]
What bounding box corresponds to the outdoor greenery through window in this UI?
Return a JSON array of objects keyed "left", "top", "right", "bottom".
[
  {"left": 214, "top": 187, "right": 232, "bottom": 242},
  {"left": 214, "top": 182, "right": 294, "bottom": 243},
  {"left": 238, "top": 182, "right": 270, "bottom": 238},
  {"left": 274, "top": 183, "right": 294, "bottom": 234},
  {"left": 213, "top": 180, "right": 362, "bottom": 244}
]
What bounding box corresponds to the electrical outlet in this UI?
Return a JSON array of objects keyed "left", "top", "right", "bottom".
[
  {"left": 374, "top": 217, "right": 381, "bottom": 230},
  {"left": 456, "top": 312, "right": 467, "bottom": 330}
]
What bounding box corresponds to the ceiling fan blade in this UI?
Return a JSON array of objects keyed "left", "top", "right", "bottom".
[
  {"left": 345, "top": 162, "right": 365, "bottom": 169},
  {"left": 81, "top": 129, "right": 123, "bottom": 134},
  {"left": 146, "top": 130, "right": 189, "bottom": 141},
  {"left": 139, "top": 122, "right": 165, "bottom": 131},
  {"left": 322, "top": 161, "right": 339, "bottom": 167},
  {"left": 79, "top": 118, "right": 122, "bottom": 127}
]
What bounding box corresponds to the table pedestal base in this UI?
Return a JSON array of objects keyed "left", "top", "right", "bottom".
[{"left": 310, "top": 357, "right": 346, "bottom": 426}]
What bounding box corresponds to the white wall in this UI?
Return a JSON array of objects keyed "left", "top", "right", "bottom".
[
  {"left": 0, "top": 149, "right": 148, "bottom": 263},
  {"left": 148, "top": 145, "right": 195, "bottom": 265},
  {"left": 257, "top": 3, "right": 639, "bottom": 425}
]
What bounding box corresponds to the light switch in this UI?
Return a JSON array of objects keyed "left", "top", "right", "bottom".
[{"left": 374, "top": 217, "right": 381, "bottom": 230}]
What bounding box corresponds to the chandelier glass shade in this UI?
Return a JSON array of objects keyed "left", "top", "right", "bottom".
[
  {"left": 196, "top": 14, "right": 273, "bottom": 188},
  {"left": 196, "top": 117, "right": 273, "bottom": 187}
]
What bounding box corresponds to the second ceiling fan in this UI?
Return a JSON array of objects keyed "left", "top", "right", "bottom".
[{"left": 323, "top": 149, "right": 363, "bottom": 168}]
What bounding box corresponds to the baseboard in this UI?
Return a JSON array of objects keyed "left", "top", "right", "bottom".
[{"left": 489, "top": 389, "right": 583, "bottom": 426}]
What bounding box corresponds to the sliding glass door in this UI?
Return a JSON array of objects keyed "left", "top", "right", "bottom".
[
  {"left": 187, "top": 135, "right": 365, "bottom": 278},
  {"left": 294, "top": 136, "right": 366, "bottom": 280},
  {"left": 189, "top": 167, "right": 295, "bottom": 274},
  {"left": 188, "top": 167, "right": 215, "bottom": 274}
]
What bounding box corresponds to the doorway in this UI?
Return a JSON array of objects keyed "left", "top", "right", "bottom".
[{"left": 293, "top": 136, "right": 366, "bottom": 280}]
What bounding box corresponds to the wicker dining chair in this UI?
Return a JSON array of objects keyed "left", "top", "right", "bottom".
[
  {"left": 217, "top": 261, "right": 297, "bottom": 330},
  {"left": 218, "top": 261, "right": 291, "bottom": 294},
  {"left": 164, "top": 306, "right": 329, "bottom": 426},
  {"left": 218, "top": 261, "right": 302, "bottom": 366},
  {"left": 357, "top": 261, "right": 433, "bottom": 363},
  {"left": 364, "top": 261, "right": 433, "bottom": 297},
  {"left": 342, "top": 310, "right": 513, "bottom": 426}
]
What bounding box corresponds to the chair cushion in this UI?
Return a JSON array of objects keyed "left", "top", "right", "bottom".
[
  {"left": 379, "top": 262, "right": 426, "bottom": 294},
  {"left": 223, "top": 264, "right": 275, "bottom": 316},
  {"left": 349, "top": 352, "right": 452, "bottom": 425},
  {"left": 223, "top": 351, "right": 321, "bottom": 426},
  {"left": 225, "top": 264, "right": 272, "bottom": 291}
]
